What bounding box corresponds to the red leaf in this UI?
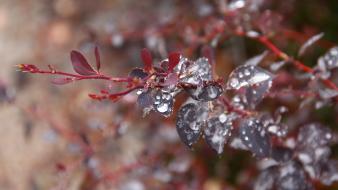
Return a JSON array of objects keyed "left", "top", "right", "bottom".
[
  {"left": 168, "top": 52, "right": 181, "bottom": 72},
  {"left": 140, "top": 48, "right": 153, "bottom": 72},
  {"left": 94, "top": 46, "right": 101, "bottom": 71},
  {"left": 51, "top": 77, "right": 74, "bottom": 85},
  {"left": 70, "top": 50, "right": 97, "bottom": 76}
]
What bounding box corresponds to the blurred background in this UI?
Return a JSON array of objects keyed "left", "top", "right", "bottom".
[{"left": 0, "top": 0, "right": 337, "bottom": 190}]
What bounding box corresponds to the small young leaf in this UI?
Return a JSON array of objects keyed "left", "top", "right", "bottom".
[
  {"left": 94, "top": 46, "right": 101, "bottom": 71},
  {"left": 70, "top": 50, "right": 97, "bottom": 76},
  {"left": 51, "top": 77, "right": 74, "bottom": 85},
  {"left": 168, "top": 52, "right": 181, "bottom": 72},
  {"left": 141, "top": 48, "right": 153, "bottom": 72}
]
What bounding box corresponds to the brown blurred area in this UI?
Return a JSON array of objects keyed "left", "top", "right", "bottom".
[{"left": 0, "top": 1, "right": 151, "bottom": 189}]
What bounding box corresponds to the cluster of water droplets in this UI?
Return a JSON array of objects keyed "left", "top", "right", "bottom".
[{"left": 137, "top": 89, "right": 174, "bottom": 117}]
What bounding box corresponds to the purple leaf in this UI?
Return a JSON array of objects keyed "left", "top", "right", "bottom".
[
  {"left": 94, "top": 46, "right": 101, "bottom": 71},
  {"left": 204, "top": 114, "right": 232, "bottom": 154},
  {"left": 239, "top": 117, "right": 271, "bottom": 158},
  {"left": 70, "top": 50, "right": 97, "bottom": 76},
  {"left": 51, "top": 77, "right": 74, "bottom": 85},
  {"left": 227, "top": 65, "right": 274, "bottom": 90},
  {"left": 141, "top": 48, "right": 153, "bottom": 72},
  {"left": 176, "top": 102, "right": 208, "bottom": 147}
]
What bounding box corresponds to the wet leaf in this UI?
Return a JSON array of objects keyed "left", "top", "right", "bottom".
[
  {"left": 70, "top": 50, "right": 97, "bottom": 76},
  {"left": 204, "top": 114, "right": 232, "bottom": 154},
  {"left": 176, "top": 102, "right": 208, "bottom": 147},
  {"left": 180, "top": 57, "right": 212, "bottom": 85},
  {"left": 244, "top": 79, "right": 272, "bottom": 108},
  {"left": 296, "top": 123, "right": 333, "bottom": 165},
  {"left": 239, "top": 117, "right": 271, "bottom": 157},
  {"left": 226, "top": 65, "right": 274, "bottom": 90}
]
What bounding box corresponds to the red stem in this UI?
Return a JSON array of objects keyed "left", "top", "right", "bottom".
[
  {"left": 33, "top": 69, "right": 131, "bottom": 83},
  {"left": 236, "top": 31, "right": 338, "bottom": 91}
]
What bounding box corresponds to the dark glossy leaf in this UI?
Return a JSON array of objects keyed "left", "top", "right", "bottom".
[
  {"left": 141, "top": 48, "right": 153, "bottom": 72},
  {"left": 176, "top": 102, "right": 208, "bottom": 147},
  {"left": 70, "top": 50, "right": 97, "bottom": 76},
  {"left": 94, "top": 46, "right": 101, "bottom": 71},
  {"left": 51, "top": 77, "right": 74, "bottom": 85},
  {"left": 204, "top": 114, "right": 232, "bottom": 154},
  {"left": 226, "top": 65, "right": 273, "bottom": 90},
  {"left": 244, "top": 79, "right": 272, "bottom": 108},
  {"left": 168, "top": 52, "right": 181, "bottom": 72},
  {"left": 179, "top": 57, "right": 212, "bottom": 85},
  {"left": 239, "top": 117, "right": 271, "bottom": 158}
]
